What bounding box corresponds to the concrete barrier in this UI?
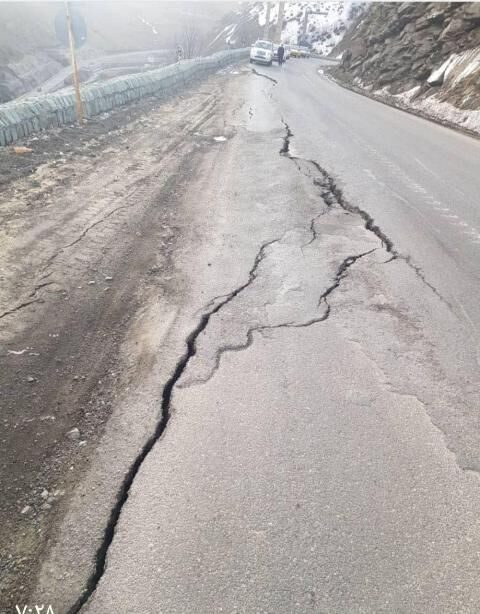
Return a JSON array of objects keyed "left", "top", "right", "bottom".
[{"left": 0, "top": 49, "right": 248, "bottom": 147}]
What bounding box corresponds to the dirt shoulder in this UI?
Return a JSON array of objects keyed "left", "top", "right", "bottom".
[{"left": 0, "top": 69, "right": 245, "bottom": 611}]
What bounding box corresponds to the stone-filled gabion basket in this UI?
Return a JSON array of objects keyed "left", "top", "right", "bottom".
[{"left": 0, "top": 49, "right": 248, "bottom": 147}]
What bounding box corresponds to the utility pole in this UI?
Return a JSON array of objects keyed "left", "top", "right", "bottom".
[
  {"left": 275, "top": 1, "right": 285, "bottom": 44},
  {"left": 65, "top": 1, "right": 83, "bottom": 122},
  {"left": 264, "top": 2, "right": 272, "bottom": 40},
  {"left": 302, "top": 8, "right": 309, "bottom": 38}
]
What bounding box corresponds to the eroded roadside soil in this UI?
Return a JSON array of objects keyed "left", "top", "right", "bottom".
[{"left": 0, "top": 69, "right": 242, "bottom": 610}]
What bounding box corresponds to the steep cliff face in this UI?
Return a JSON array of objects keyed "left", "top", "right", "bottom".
[{"left": 333, "top": 2, "right": 480, "bottom": 122}]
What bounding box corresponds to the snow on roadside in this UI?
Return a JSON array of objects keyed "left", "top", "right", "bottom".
[
  {"left": 362, "top": 83, "right": 480, "bottom": 136},
  {"left": 396, "top": 88, "right": 480, "bottom": 135},
  {"left": 332, "top": 72, "right": 480, "bottom": 136}
]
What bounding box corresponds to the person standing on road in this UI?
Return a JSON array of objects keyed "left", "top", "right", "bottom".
[{"left": 277, "top": 44, "right": 285, "bottom": 66}]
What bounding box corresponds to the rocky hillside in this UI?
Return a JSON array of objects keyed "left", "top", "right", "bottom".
[
  {"left": 208, "top": 2, "right": 363, "bottom": 56},
  {"left": 332, "top": 3, "right": 480, "bottom": 132}
]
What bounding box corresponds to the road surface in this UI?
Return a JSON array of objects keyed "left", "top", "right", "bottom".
[
  {"left": 18, "top": 49, "right": 173, "bottom": 99},
  {"left": 2, "top": 59, "right": 480, "bottom": 613}
]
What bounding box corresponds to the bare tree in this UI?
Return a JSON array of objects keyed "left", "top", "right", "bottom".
[{"left": 176, "top": 21, "right": 204, "bottom": 60}]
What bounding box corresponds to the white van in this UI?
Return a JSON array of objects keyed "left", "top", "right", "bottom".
[{"left": 250, "top": 40, "right": 274, "bottom": 66}]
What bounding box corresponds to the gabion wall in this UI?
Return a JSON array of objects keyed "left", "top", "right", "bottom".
[{"left": 0, "top": 49, "right": 248, "bottom": 146}]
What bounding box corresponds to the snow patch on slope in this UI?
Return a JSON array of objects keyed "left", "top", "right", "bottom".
[
  {"left": 428, "top": 49, "right": 480, "bottom": 87},
  {"left": 210, "top": 2, "right": 361, "bottom": 55},
  {"left": 138, "top": 16, "right": 159, "bottom": 36}
]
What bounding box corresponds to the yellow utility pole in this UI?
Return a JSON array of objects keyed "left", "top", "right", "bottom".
[{"left": 65, "top": 1, "right": 84, "bottom": 122}]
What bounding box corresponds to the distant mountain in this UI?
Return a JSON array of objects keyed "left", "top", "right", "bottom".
[
  {"left": 208, "top": 2, "right": 364, "bottom": 55},
  {"left": 0, "top": 1, "right": 231, "bottom": 102}
]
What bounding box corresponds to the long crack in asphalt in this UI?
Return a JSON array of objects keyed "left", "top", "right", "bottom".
[
  {"left": 0, "top": 281, "right": 54, "bottom": 320},
  {"left": 177, "top": 121, "right": 387, "bottom": 388},
  {"left": 312, "top": 159, "right": 451, "bottom": 307},
  {"left": 317, "top": 250, "right": 377, "bottom": 307},
  {"left": 280, "top": 118, "right": 293, "bottom": 155},
  {"left": 68, "top": 235, "right": 282, "bottom": 614},
  {"left": 251, "top": 68, "right": 278, "bottom": 84},
  {"left": 183, "top": 248, "right": 377, "bottom": 389},
  {"left": 280, "top": 120, "right": 451, "bottom": 308},
  {"left": 71, "top": 116, "right": 437, "bottom": 611}
]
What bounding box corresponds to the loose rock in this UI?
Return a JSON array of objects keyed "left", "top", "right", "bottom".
[{"left": 66, "top": 427, "right": 80, "bottom": 441}]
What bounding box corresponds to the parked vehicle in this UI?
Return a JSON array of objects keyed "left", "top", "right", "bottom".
[
  {"left": 297, "top": 46, "right": 311, "bottom": 58},
  {"left": 250, "top": 40, "right": 274, "bottom": 66},
  {"left": 290, "top": 45, "right": 311, "bottom": 58}
]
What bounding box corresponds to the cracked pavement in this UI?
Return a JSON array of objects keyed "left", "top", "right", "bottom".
[
  {"left": 81, "top": 66, "right": 480, "bottom": 613},
  {"left": 3, "top": 60, "right": 480, "bottom": 613}
]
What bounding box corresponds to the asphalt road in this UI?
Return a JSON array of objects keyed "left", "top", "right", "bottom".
[
  {"left": 19, "top": 49, "right": 173, "bottom": 98},
  {"left": 27, "top": 62, "right": 480, "bottom": 613},
  {"left": 278, "top": 59, "right": 480, "bottom": 343}
]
